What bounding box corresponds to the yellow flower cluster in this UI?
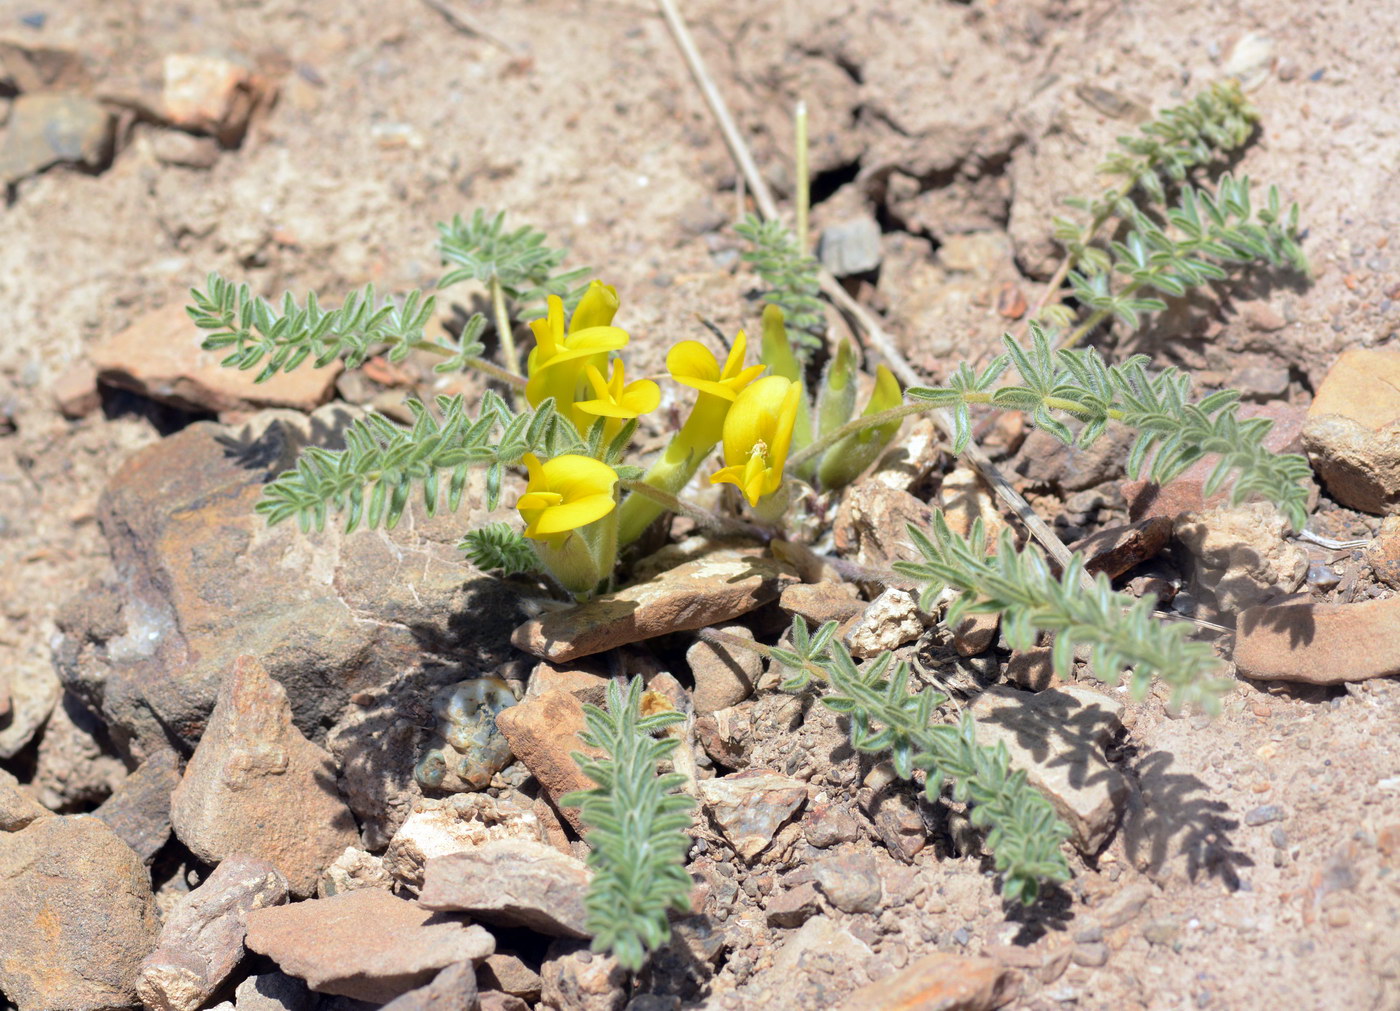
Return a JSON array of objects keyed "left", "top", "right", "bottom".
[{"left": 516, "top": 281, "right": 800, "bottom": 584}]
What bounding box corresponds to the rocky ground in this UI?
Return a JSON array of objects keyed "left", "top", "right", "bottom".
[{"left": 2, "top": 1, "right": 1399, "bottom": 1010}]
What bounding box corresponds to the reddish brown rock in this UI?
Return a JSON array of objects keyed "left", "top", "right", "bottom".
[
  {"left": 686, "top": 625, "right": 761, "bottom": 715},
  {"left": 380, "top": 962, "right": 479, "bottom": 1011},
  {"left": 245, "top": 889, "right": 494, "bottom": 1003},
  {"left": 1303, "top": 415, "right": 1400, "bottom": 515},
  {"left": 527, "top": 661, "right": 610, "bottom": 706},
  {"left": 1364, "top": 515, "right": 1400, "bottom": 589},
  {"left": 1234, "top": 596, "right": 1400, "bottom": 684},
  {"left": 137, "top": 857, "right": 289, "bottom": 1011},
  {"left": 495, "top": 690, "right": 602, "bottom": 833},
  {"left": 1071, "top": 517, "right": 1171, "bottom": 579},
  {"left": 0, "top": 767, "right": 49, "bottom": 832},
  {"left": 1307, "top": 349, "right": 1400, "bottom": 431},
  {"left": 170, "top": 656, "right": 360, "bottom": 896},
  {"left": 834, "top": 482, "right": 934, "bottom": 567},
  {"left": 778, "top": 580, "right": 865, "bottom": 626},
  {"left": 0, "top": 815, "right": 160, "bottom": 1011},
  {"left": 511, "top": 545, "right": 794, "bottom": 663},
  {"left": 834, "top": 952, "right": 1016, "bottom": 1011},
  {"left": 90, "top": 303, "right": 340, "bottom": 415},
  {"left": 52, "top": 359, "right": 101, "bottom": 418},
  {"left": 418, "top": 839, "right": 592, "bottom": 938}
]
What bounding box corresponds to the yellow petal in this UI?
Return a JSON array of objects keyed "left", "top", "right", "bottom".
[
  {"left": 569, "top": 281, "right": 619, "bottom": 333},
  {"left": 721, "top": 328, "right": 750, "bottom": 380},
  {"left": 531, "top": 492, "right": 616, "bottom": 535},
  {"left": 619, "top": 379, "right": 661, "bottom": 415},
  {"left": 721, "top": 375, "right": 793, "bottom": 467},
  {"left": 767, "top": 380, "right": 803, "bottom": 473},
  {"left": 667, "top": 340, "right": 720, "bottom": 384}
]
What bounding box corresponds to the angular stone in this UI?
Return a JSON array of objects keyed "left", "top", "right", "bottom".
[
  {"left": 494, "top": 690, "right": 602, "bottom": 833},
  {"left": 386, "top": 793, "right": 545, "bottom": 892},
  {"left": 162, "top": 53, "right": 273, "bottom": 146},
  {"left": 834, "top": 952, "right": 1016, "bottom": 1011},
  {"left": 245, "top": 889, "right": 494, "bottom": 1003},
  {"left": 0, "top": 92, "right": 113, "bottom": 184},
  {"left": 527, "top": 661, "right": 610, "bottom": 706},
  {"left": 1307, "top": 349, "right": 1400, "bottom": 431},
  {"left": 91, "top": 304, "right": 340, "bottom": 415},
  {"left": 233, "top": 971, "right": 314, "bottom": 1011},
  {"left": 812, "top": 852, "right": 883, "bottom": 914},
  {"left": 511, "top": 545, "right": 794, "bottom": 662},
  {"left": 818, "top": 215, "right": 882, "bottom": 277},
  {"left": 170, "top": 656, "right": 360, "bottom": 896},
  {"left": 834, "top": 482, "right": 934, "bottom": 568},
  {"left": 771, "top": 914, "right": 873, "bottom": 977},
  {"left": 478, "top": 953, "right": 541, "bottom": 1000},
  {"left": 54, "top": 416, "right": 524, "bottom": 756},
  {"left": 1303, "top": 414, "right": 1400, "bottom": 515},
  {"left": 971, "top": 685, "right": 1127, "bottom": 853},
  {"left": 1072, "top": 517, "right": 1171, "bottom": 579},
  {"left": 52, "top": 359, "right": 101, "bottom": 418},
  {"left": 94, "top": 747, "right": 181, "bottom": 863},
  {"left": 380, "top": 961, "right": 478, "bottom": 1011},
  {"left": 319, "top": 847, "right": 394, "bottom": 898},
  {"left": 539, "top": 941, "right": 625, "bottom": 1011},
  {"left": 765, "top": 880, "right": 822, "bottom": 927},
  {"left": 778, "top": 580, "right": 865, "bottom": 626},
  {"left": 686, "top": 625, "right": 760, "bottom": 715},
  {"left": 698, "top": 769, "right": 808, "bottom": 861},
  {"left": 137, "top": 857, "right": 289, "bottom": 1011},
  {"left": 950, "top": 612, "right": 1000, "bottom": 658},
  {"left": 1366, "top": 515, "right": 1400, "bottom": 589},
  {"left": 1235, "top": 596, "right": 1400, "bottom": 684},
  {"left": 419, "top": 839, "right": 591, "bottom": 938},
  {"left": 844, "top": 588, "right": 928, "bottom": 658},
  {"left": 31, "top": 692, "right": 127, "bottom": 811},
  {"left": 0, "top": 815, "right": 160, "bottom": 1011},
  {"left": 0, "top": 649, "right": 59, "bottom": 758},
  {"left": 0, "top": 767, "right": 49, "bottom": 831}
]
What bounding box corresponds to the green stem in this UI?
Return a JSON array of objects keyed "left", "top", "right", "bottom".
[
  {"left": 795, "top": 100, "right": 810, "bottom": 255},
  {"left": 489, "top": 276, "right": 522, "bottom": 378},
  {"left": 785, "top": 401, "right": 927, "bottom": 474},
  {"left": 409, "top": 341, "right": 527, "bottom": 389},
  {"left": 1058, "top": 278, "right": 1144, "bottom": 350}
]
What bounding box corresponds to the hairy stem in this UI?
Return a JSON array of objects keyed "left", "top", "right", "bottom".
[
  {"left": 1058, "top": 277, "right": 1145, "bottom": 350},
  {"left": 489, "top": 276, "right": 522, "bottom": 378},
  {"left": 795, "top": 100, "right": 810, "bottom": 255},
  {"left": 618, "top": 479, "right": 769, "bottom": 541},
  {"left": 409, "top": 341, "right": 527, "bottom": 389},
  {"left": 785, "top": 401, "right": 927, "bottom": 473}
]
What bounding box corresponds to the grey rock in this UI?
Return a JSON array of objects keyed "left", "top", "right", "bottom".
[
  {"left": 94, "top": 747, "right": 181, "bottom": 863},
  {"left": 245, "top": 889, "right": 494, "bottom": 1004},
  {"left": 970, "top": 684, "right": 1128, "bottom": 853},
  {"left": 1245, "top": 804, "right": 1285, "bottom": 826},
  {"left": 233, "top": 972, "right": 314, "bottom": 1011},
  {"left": 818, "top": 216, "right": 882, "bottom": 277},
  {"left": 0, "top": 815, "right": 160, "bottom": 1011},
  {"left": 1072, "top": 942, "right": 1109, "bottom": 967},
  {"left": 0, "top": 92, "right": 113, "bottom": 184},
  {"left": 765, "top": 881, "right": 822, "bottom": 927},
  {"left": 31, "top": 692, "right": 127, "bottom": 810},
  {"left": 381, "top": 962, "right": 479, "bottom": 1011},
  {"left": 771, "top": 915, "right": 873, "bottom": 977},
  {"left": 802, "top": 802, "right": 859, "bottom": 849},
  {"left": 477, "top": 954, "right": 541, "bottom": 1001},
  {"left": 698, "top": 769, "right": 808, "bottom": 861},
  {"left": 812, "top": 852, "right": 883, "bottom": 914},
  {"left": 53, "top": 415, "right": 526, "bottom": 756},
  {"left": 0, "top": 652, "right": 59, "bottom": 758},
  {"left": 170, "top": 655, "right": 360, "bottom": 897},
  {"left": 418, "top": 839, "right": 591, "bottom": 938},
  {"left": 137, "top": 857, "right": 289, "bottom": 1011}
]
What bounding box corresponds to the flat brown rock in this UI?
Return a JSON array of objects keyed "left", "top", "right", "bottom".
[
  {"left": 170, "top": 656, "right": 360, "bottom": 896},
  {"left": 511, "top": 546, "right": 795, "bottom": 662},
  {"left": 1072, "top": 517, "right": 1171, "bottom": 579},
  {"left": 418, "top": 839, "right": 592, "bottom": 938},
  {"left": 91, "top": 303, "right": 340, "bottom": 414},
  {"left": 1234, "top": 596, "right": 1400, "bottom": 684},
  {"left": 245, "top": 889, "right": 494, "bottom": 1004},
  {"left": 1306, "top": 349, "right": 1400, "bottom": 430}
]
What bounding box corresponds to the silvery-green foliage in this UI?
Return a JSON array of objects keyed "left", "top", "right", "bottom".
[
  {"left": 735, "top": 214, "right": 825, "bottom": 357},
  {"left": 561, "top": 678, "right": 696, "bottom": 971},
  {"left": 460, "top": 522, "right": 541, "bottom": 575},
  {"left": 437, "top": 209, "right": 591, "bottom": 312}
]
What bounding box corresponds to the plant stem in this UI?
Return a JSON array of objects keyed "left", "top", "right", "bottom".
[
  {"left": 786, "top": 401, "right": 927, "bottom": 474},
  {"left": 795, "top": 100, "right": 810, "bottom": 255},
  {"left": 1057, "top": 278, "right": 1144, "bottom": 350},
  {"left": 489, "top": 276, "right": 522, "bottom": 378},
  {"left": 409, "top": 341, "right": 527, "bottom": 389},
  {"left": 619, "top": 479, "right": 769, "bottom": 541}
]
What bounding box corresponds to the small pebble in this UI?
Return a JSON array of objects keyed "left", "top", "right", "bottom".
[
  {"left": 1245, "top": 804, "right": 1285, "bottom": 826},
  {"left": 952, "top": 927, "right": 971, "bottom": 946},
  {"left": 1071, "top": 942, "right": 1109, "bottom": 967},
  {"left": 1270, "top": 827, "right": 1288, "bottom": 848},
  {"left": 1142, "top": 919, "right": 1179, "bottom": 946},
  {"left": 1073, "top": 925, "right": 1104, "bottom": 944}
]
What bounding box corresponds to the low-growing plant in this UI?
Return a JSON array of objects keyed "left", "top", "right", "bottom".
[{"left": 186, "top": 76, "right": 1308, "bottom": 968}]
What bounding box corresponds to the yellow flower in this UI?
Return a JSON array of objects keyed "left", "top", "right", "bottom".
[
  {"left": 667, "top": 330, "right": 766, "bottom": 401},
  {"left": 574, "top": 359, "right": 661, "bottom": 443},
  {"left": 525, "top": 283, "right": 629, "bottom": 430},
  {"left": 710, "top": 375, "right": 801, "bottom": 506},
  {"left": 517, "top": 453, "right": 619, "bottom": 547}
]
